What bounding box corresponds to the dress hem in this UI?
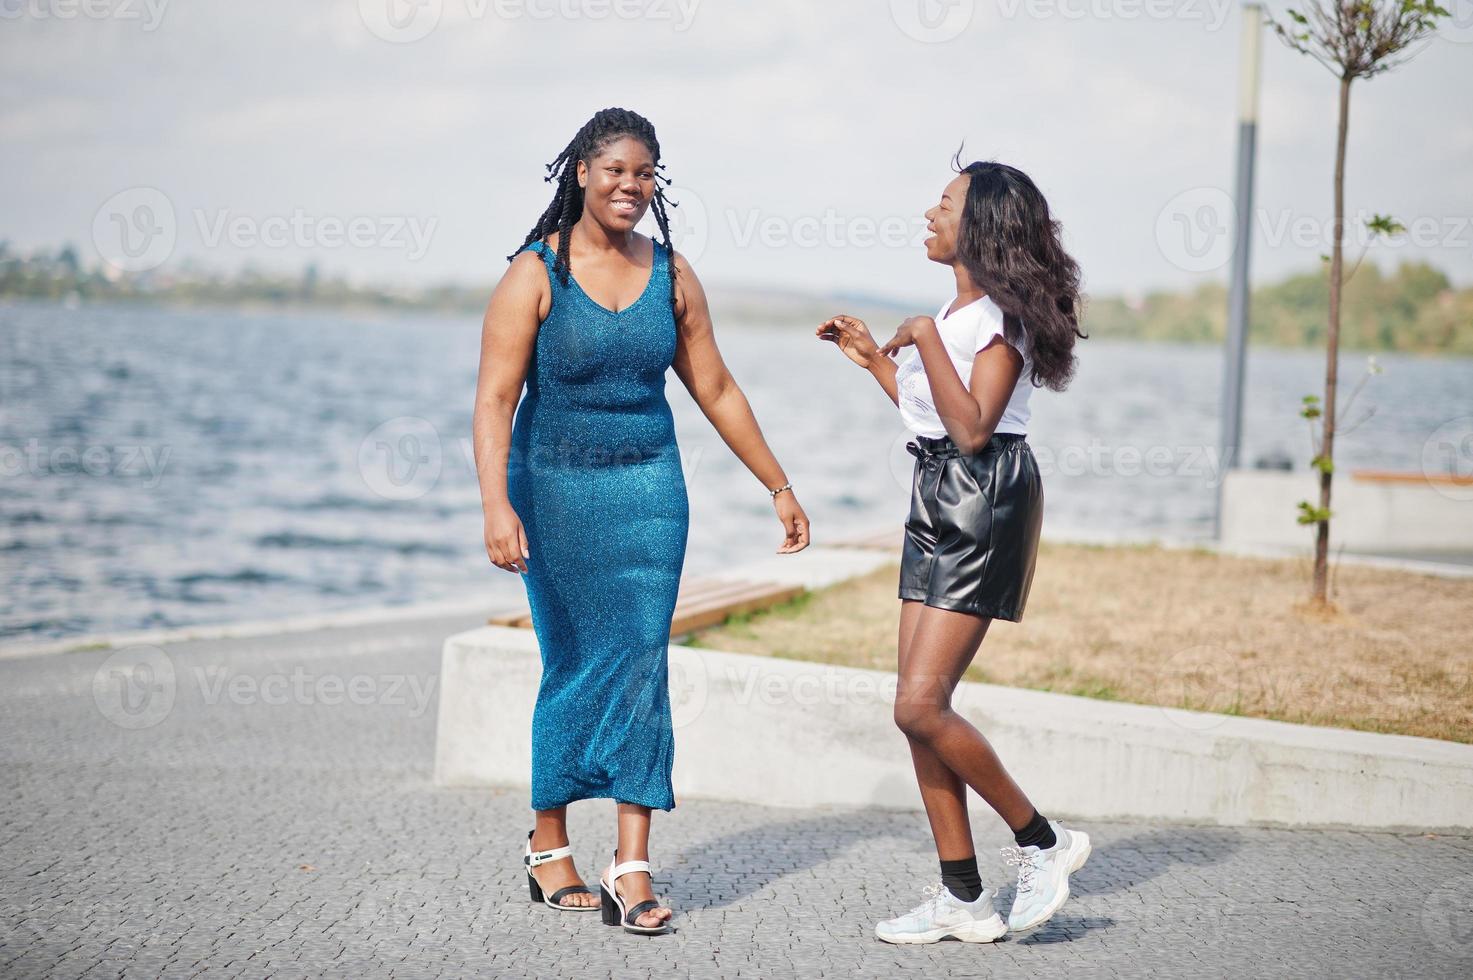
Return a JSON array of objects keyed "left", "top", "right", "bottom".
[{"left": 531, "top": 790, "right": 677, "bottom": 813}]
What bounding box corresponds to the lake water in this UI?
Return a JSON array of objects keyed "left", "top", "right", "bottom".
[{"left": 2, "top": 300, "right": 1469, "bottom": 643}]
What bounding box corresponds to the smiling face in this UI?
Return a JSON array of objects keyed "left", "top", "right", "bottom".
[
  {"left": 576, "top": 135, "right": 657, "bottom": 234},
  {"left": 922, "top": 172, "right": 971, "bottom": 265}
]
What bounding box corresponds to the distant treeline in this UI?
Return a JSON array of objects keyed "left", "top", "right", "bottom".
[
  {"left": 3, "top": 241, "right": 1469, "bottom": 353},
  {"left": 1084, "top": 262, "right": 1472, "bottom": 355},
  {"left": 0, "top": 242, "right": 487, "bottom": 314}
]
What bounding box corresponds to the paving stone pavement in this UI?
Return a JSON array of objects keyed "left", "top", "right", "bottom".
[{"left": 2, "top": 612, "right": 1471, "bottom": 979}]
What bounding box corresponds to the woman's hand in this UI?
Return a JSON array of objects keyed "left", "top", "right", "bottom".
[
  {"left": 773, "top": 491, "right": 811, "bottom": 554},
  {"left": 817, "top": 314, "right": 884, "bottom": 370},
  {"left": 876, "top": 315, "right": 937, "bottom": 357},
  {"left": 484, "top": 500, "right": 529, "bottom": 573}
]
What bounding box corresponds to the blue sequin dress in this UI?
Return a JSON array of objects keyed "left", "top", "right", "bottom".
[{"left": 507, "top": 238, "right": 688, "bottom": 812}]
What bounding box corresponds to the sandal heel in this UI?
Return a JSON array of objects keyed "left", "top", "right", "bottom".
[
  {"left": 600, "top": 882, "right": 621, "bottom": 926},
  {"left": 523, "top": 828, "right": 597, "bottom": 912},
  {"left": 601, "top": 849, "right": 672, "bottom": 935}
]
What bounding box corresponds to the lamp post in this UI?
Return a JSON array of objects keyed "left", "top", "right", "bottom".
[{"left": 1217, "top": 1, "right": 1263, "bottom": 537}]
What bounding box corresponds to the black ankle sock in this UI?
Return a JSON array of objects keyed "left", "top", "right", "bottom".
[
  {"left": 1013, "top": 809, "right": 1057, "bottom": 851},
  {"left": 939, "top": 855, "right": 984, "bottom": 902}
]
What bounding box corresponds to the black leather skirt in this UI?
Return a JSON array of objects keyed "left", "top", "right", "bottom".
[{"left": 898, "top": 432, "right": 1043, "bottom": 622}]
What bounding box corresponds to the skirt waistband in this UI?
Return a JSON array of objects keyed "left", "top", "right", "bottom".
[{"left": 908, "top": 432, "right": 1025, "bottom": 459}]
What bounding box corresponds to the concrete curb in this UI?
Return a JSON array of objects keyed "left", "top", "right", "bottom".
[{"left": 435, "top": 625, "right": 1473, "bottom": 831}]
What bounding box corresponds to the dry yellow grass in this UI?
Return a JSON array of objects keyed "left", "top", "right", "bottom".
[{"left": 687, "top": 542, "right": 1473, "bottom": 743}]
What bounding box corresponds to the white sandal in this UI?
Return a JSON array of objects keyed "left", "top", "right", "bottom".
[
  {"left": 599, "top": 849, "right": 673, "bottom": 935},
  {"left": 524, "top": 830, "right": 598, "bottom": 911}
]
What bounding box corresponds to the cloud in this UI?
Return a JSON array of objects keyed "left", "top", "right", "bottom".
[{"left": 2, "top": 0, "right": 1468, "bottom": 295}]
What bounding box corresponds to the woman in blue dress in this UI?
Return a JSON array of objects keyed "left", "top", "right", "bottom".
[{"left": 472, "top": 108, "right": 811, "bottom": 935}]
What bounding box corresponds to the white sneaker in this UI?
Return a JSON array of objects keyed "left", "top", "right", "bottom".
[
  {"left": 874, "top": 881, "right": 1008, "bottom": 945},
  {"left": 1003, "top": 821, "right": 1091, "bottom": 933}
]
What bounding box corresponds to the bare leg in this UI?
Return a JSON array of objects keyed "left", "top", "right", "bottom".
[
  {"left": 899, "top": 599, "right": 976, "bottom": 860},
  {"left": 529, "top": 806, "right": 599, "bottom": 908},
  {"left": 611, "top": 802, "right": 672, "bottom": 927},
  {"left": 893, "top": 604, "right": 1036, "bottom": 832}
]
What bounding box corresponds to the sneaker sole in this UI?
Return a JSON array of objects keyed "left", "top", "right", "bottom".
[
  {"left": 1008, "top": 831, "right": 1092, "bottom": 934},
  {"left": 875, "top": 913, "right": 1008, "bottom": 945}
]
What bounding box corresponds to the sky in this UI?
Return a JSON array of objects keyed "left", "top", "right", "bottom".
[{"left": 3, "top": 0, "right": 1471, "bottom": 305}]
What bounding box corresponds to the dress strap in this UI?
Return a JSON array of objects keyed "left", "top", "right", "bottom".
[
  {"left": 521, "top": 239, "right": 568, "bottom": 300},
  {"left": 522, "top": 238, "right": 555, "bottom": 267},
  {"left": 522, "top": 237, "right": 671, "bottom": 297},
  {"left": 651, "top": 239, "right": 671, "bottom": 289}
]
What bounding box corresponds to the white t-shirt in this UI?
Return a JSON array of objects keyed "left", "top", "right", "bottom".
[{"left": 894, "top": 295, "right": 1033, "bottom": 438}]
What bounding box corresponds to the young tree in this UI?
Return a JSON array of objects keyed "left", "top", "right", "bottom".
[{"left": 1268, "top": 0, "right": 1447, "bottom": 607}]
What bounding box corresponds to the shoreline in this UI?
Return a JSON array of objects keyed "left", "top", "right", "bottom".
[{"left": 6, "top": 294, "right": 1470, "bottom": 358}]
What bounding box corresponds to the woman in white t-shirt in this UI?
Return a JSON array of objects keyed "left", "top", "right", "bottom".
[{"left": 817, "top": 157, "right": 1088, "bottom": 945}]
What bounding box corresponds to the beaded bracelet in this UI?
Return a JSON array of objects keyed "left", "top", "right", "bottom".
[{"left": 768, "top": 482, "right": 792, "bottom": 498}]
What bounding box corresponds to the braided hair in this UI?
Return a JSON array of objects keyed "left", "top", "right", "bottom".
[{"left": 508, "top": 107, "right": 680, "bottom": 308}]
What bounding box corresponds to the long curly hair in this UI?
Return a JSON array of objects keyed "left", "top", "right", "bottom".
[
  {"left": 507, "top": 107, "right": 679, "bottom": 308},
  {"left": 953, "top": 154, "right": 1086, "bottom": 391}
]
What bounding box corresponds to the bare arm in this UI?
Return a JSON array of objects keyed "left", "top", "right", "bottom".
[
  {"left": 670, "top": 251, "right": 810, "bottom": 553},
  {"left": 907, "top": 317, "right": 1024, "bottom": 454},
  {"left": 471, "top": 251, "right": 548, "bottom": 573},
  {"left": 869, "top": 353, "right": 900, "bottom": 406},
  {"left": 816, "top": 314, "right": 899, "bottom": 405}
]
